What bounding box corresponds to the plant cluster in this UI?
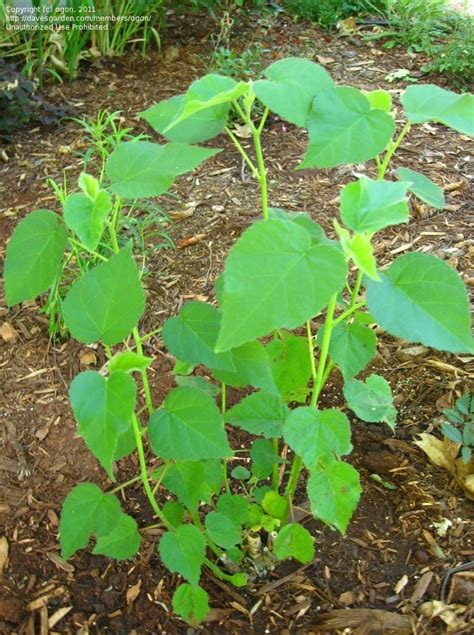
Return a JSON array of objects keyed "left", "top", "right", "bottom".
[
  {"left": 4, "top": 58, "right": 473, "bottom": 626},
  {"left": 284, "top": 0, "right": 388, "bottom": 27},
  {"left": 441, "top": 393, "right": 474, "bottom": 464}
]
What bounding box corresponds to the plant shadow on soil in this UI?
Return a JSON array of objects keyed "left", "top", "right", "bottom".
[{"left": 0, "top": 8, "right": 473, "bottom": 635}]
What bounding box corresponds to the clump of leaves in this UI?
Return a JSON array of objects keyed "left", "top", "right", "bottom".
[
  {"left": 441, "top": 394, "right": 474, "bottom": 464},
  {"left": 284, "top": 0, "right": 388, "bottom": 27}
]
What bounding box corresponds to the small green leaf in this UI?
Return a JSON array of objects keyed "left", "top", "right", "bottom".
[
  {"left": 159, "top": 525, "right": 206, "bottom": 586},
  {"left": 229, "top": 572, "right": 247, "bottom": 587},
  {"left": 162, "top": 461, "right": 211, "bottom": 510},
  {"left": 63, "top": 191, "right": 112, "bottom": 251},
  {"left": 396, "top": 167, "right": 445, "bottom": 209},
  {"left": 172, "top": 584, "right": 209, "bottom": 627},
  {"left": 4, "top": 210, "right": 67, "bottom": 306},
  {"left": 148, "top": 387, "right": 231, "bottom": 461},
  {"left": 327, "top": 322, "right": 377, "bottom": 381},
  {"left": 216, "top": 493, "right": 248, "bottom": 527},
  {"left": 63, "top": 246, "right": 145, "bottom": 346},
  {"left": 337, "top": 228, "right": 380, "bottom": 282},
  {"left": 307, "top": 460, "right": 361, "bottom": 533},
  {"left": 251, "top": 439, "right": 281, "bottom": 480},
  {"left": 266, "top": 332, "right": 312, "bottom": 403},
  {"left": 78, "top": 172, "right": 100, "bottom": 200},
  {"left": 231, "top": 466, "right": 251, "bottom": 480},
  {"left": 162, "top": 500, "right": 185, "bottom": 528},
  {"left": 365, "top": 89, "right": 392, "bottom": 112},
  {"left": 253, "top": 486, "right": 271, "bottom": 505},
  {"left": 172, "top": 360, "right": 195, "bottom": 376},
  {"left": 175, "top": 375, "right": 220, "bottom": 397},
  {"left": 262, "top": 491, "right": 289, "bottom": 521},
  {"left": 344, "top": 374, "right": 397, "bottom": 430},
  {"left": 205, "top": 511, "right": 241, "bottom": 549},
  {"left": 109, "top": 351, "right": 152, "bottom": 374},
  {"left": 93, "top": 514, "right": 140, "bottom": 560},
  {"left": 273, "top": 523, "right": 314, "bottom": 563},
  {"left": 247, "top": 503, "right": 263, "bottom": 527},
  {"left": 225, "top": 391, "right": 288, "bottom": 439}
]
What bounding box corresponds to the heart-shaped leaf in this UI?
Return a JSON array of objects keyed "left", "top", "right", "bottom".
[
  {"left": 159, "top": 524, "right": 206, "bottom": 586},
  {"left": 326, "top": 321, "right": 377, "bottom": 380},
  {"left": 396, "top": 167, "right": 445, "bottom": 209},
  {"left": 63, "top": 191, "right": 112, "bottom": 251},
  {"left": 343, "top": 374, "right": 397, "bottom": 430},
  {"left": 225, "top": 391, "right": 288, "bottom": 439},
  {"left": 172, "top": 584, "right": 209, "bottom": 627},
  {"left": 273, "top": 523, "right": 314, "bottom": 564},
  {"left": 93, "top": 513, "right": 140, "bottom": 560}
]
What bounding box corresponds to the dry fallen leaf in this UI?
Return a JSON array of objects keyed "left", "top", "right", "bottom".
[
  {"left": 316, "top": 55, "right": 335, "bottom": 65},
  {"left": 320, "top": 608, "right": 411, "bottom": 634},
  {"left": 177, "top": 233, "right": 206, "bottom": 249},
  {"left": 232, "top": 123, "right": 252, "bottom": 139},
  {"left": 0, "top": 536, "right": 9, "bottom": 576},
  {"left": 338, "top": 590, "right": 355, "bottom": 606},
  {"left": 394, "top": 574, "right": 409, "bottom": 594},
  {"left": 79, "top": 350, "right": 97, "bottom": 366},
  {"left": 0, "top": 322, "right": 18, "bottom": 344},
  {"left": 414, "top": 433, "right": 459, "bottom": 472},
  {"left": 126, "top": 579, "right": 142, "bottom": 606}
]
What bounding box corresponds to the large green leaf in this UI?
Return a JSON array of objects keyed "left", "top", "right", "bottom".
[
  {"left": 401, "top": 85, "right": 474, "bottom": 136},
  {"left": 307, "top": 460, "right": 361, "bottom": 533},
  {"left": 266, "top": 332, "right": 312, "bottom": 403},
  {"left": 205, "top": 511, "right": 241, "bottom": 549},
  {"left": 396, "top": 167, "right": 445, "bottom": 209},
  {"left": 273, "top": 523, "right": 314, "bottom": 564},
  {"left": 254, "top": 57, "right": 333, "bottom": 127},
  {"left": 4, "top": 210, "right": 67, "bottom": 306},
  {"left": 301, "top": 87, "right": 395, "bottom": 168},
  {"left": 69, "top": 371, "right": 136, "bottom": 479},
  {"left": 62, "top": 246, "right": 145, "bottom": 345},
  {"left": 63, "top": 191, "right": 112, "bottom": 251},
  {"left": 284, "top": 407, "right": 352, "bottom": 469},
  {"left": 93, "top": 513, "right": 140, "bottom": 560},
  {"left": 106, "top": 141, "right": 220, "bottom": 198},
  {"left": 340, "top": 177, "right": 410, "bottom": 233},
  {"left": 327, "top": 321, "right": 377, "bottom": 380},
  {"left": 216, "top": 219, "right": 347, "bottom": 352},
  {"left": 343, "top": 374, "right": 397, "bottom": 430},
  {"left": 366, "top": 253, "right": 473, "bottom": 353},
  {"left": 172, "top": 584, "right": 210, "bottom": 627},
  {"left": 159, "top": 524, "right": 206, "bottom": 586},
  {"left": 148, "top": 386, "right": 231, "bottom": 461},
  {"left": 225, "top": 391, "right": 288, "bottom": 438}
]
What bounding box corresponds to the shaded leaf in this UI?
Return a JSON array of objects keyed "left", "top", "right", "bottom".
[
  {"left": 273, "top": 523, "right": 314, "bottom": 563},
  {"left": 172, "top": 584, "right": 209, "bottom": 627}
]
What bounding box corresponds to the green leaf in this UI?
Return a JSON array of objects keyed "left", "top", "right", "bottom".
[
  {"left": 327, "top": 322, "right": 377, "bottom": 380},
  {"left": 4, "top": 210, "right": 67, "bottom": 306},
  {"left": 162, "top": 461, "right": 211, "bottom": 510},
  {"left": 173, "top": 360, "right": 195, "bottom": 376},
  {"left": 262, "top": 491, "right": 289, "bottom": 521},
  {"left": 229, "top": 572, "right": 247, "bottom": 587},
  {"left": 60, "top": 483, "right": 121, "bottom": 559},
  {"left": 336, "top": 227, "right": 380, "bottom": 282},
  {"left": 69, "top": 371, "right": 136, "bottom": 479},
  {"left": 284, "top": 407, "right": 352, "bottom": 469},
  {"left": 224, "top": 391, "right": 288, "bottom": 439},
  {"left": 253, "top": 486, "right": 271, "bottom": 505},
  {"left": 109, "top": 351, "right": 152, "bottom": 374},
  {"left": 365, "top": 89, "right": 392, "bottom": 112},
  {"left": 62, "top": 246, "right": 145, "bottom": 346},
  {"left": 148, "top": 386, "right": 231, "bottom": 461},
  {"left": 396, "top": 167, "right": 445, "bottom": 209},
  {"left": 307, "top": 460, "right": 361, "bottom": 533},
  {"left": 247, "top": 503, "right": 263, "bottom": 528},
  {"left": 266, "top": 332, "right": 312, "bottom": 403},
  {"left": 216, "top": 219, "right": 347, "bottom": 351},
  {"left": 273, "top": 524, "right": 314, "bottom": 564},
  {"left": 172, "top": 584, "right": 209, "bottom": 627},
  {"left": 366, "top": 253, "right": 473, "bottom": 354},
  {"left": 254, "top": 57, "right": 333, "bottom": 127},
  {"left": 106, "top": 141, "right": 220, "bottom": 198},
  {"left": 78, "top": 172, "right": 100, "bottom": 200},
  {"left": 216, "top": 493, "right": 248, "bottom": 527},
  {"left": 212, "top": 340, "right": 276, "bottom": 392},
  {"left": 401, "top": 85, "right": 474, "bottom": 136},
  {"left": 231, "top": 466, "right": 251, "bottom": 480},
  {"left": 301, "top": 87, "right": 395, "bottom": 168},
  {"left": 205, "top": 511, "right": 241, "bottom": 549},
  {"left": 162, "top": 501, "right": 185, "bottom": 528},
  {"left": 159, "top": 525, "right": 206, "bottom": 586},
  {"left": 93, "top": 514, "right": 140, "bottom": 560},
  {"left": 175, "top": 375, "right": 220, "bottom": 397},
  {"left": 251, "top": 439, "right": 280, "bottom": 480},
  {"left": 340, "top": 177, "right": 410, "bottom": 233},
  {"left": 63, "top": 191, "right": 112, "bottom": 251},
  {"left": 343, "top": 374, "right": 397, "bottom": 430},
  {"left": 114, "top": 427, "right": 135, "bottom": 461},
  {"left": 268, "top": 208, "right": 326, "bottom": 244}
]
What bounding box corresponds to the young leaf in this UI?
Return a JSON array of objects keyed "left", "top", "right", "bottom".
[
  {"left": 231, "top": 466, "right": 251, "bottom": 481},
  {"left": 262, "top": 491, "right": 289, "bottom": 521},
  {"left": 340, "top": 177, "right": 410, "bottom": 233},
  {"left": 62, "top": 246, "right": 145, "bottom": 345},
  {"left": 266, "top": 332, "right": 312, "bottom": 403},
  {"left": 106, "top": 141, "right": 220, "bottom": 199},
  {"left": 343, "top": 374, "right": 397, "bottom": 430},
  {"left": 396, "top": 167, "right": 445, "bottom": 209},
  {"left": 78, "top": 172, "right": 100, "bottom": 200},
  {"left": 273, "top": 523, "right": 314, "bottom": 564},
  {"left": 162, "top": 461, "right": 211, "bottom": 510},
  {"left": 251, "top": 439, "right": 281, "bottom": 480},
  {"left": 162, "top": 501, "right": 186, "bottom": 529},
  {"left": 93, "top": 514, "right": 141, "bottom": 560},
  {"left": 365, "top": 89, "right": 392, "bottom": 112},
  {"left": 159, "top": 525, "right": 206, "bottom": 586},
  {"left": 224, "top": 391, "right": 288, "bottom": 439},
  {"left": 326, "top": 322, "right": 377, "bottom": 381},
  {"left": 336, "top": 226, "right": 380, "bottom": 282},
  {"left": 301, "top": 87, "right": 394, "bottom": 168},
  {"left": 284, "top": 407, "right": 352, "bottom": 469},
  {"left": 69, "top": 371, "right": 136, "bottom": 479},
  {"left": 401, "top": 85, "right": 474, "bottom": 136},
  {"left": 205, "top": 511, "right": 241, "bottom": 549},
  {"left": 148, "top": 386, "right": 231, "bottom": 461},
  {"left": 63, "top": 190, "right": 112, "bottom": 251},
  {"left": 254, "top": 57, "right": 333, "bottom": 127},
  {"left": 366, "top": 253, "right": 473, "bottom": 354},
  {"left": 175, "top": 375, "right": 220, "bottom": 397},
  {"left": 216, "top": 219, "right": 347, "bottom": 352},
  {"left": 4, "top": 210, "right": 67, "bottom": 306},
  {"left": 216, "top": 493, "right": 248, "bottom": 527},
  {"left": 307, "top": 460, "right": 361, "bottom": 533},
  {"left": 109, "top": 351, "right": 152, "bottom": 374},
  {"left": 172, "top": 584, "right": 209, "bottom": 627}
]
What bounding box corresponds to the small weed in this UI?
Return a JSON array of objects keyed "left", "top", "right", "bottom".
[{"left": 441, "top": 394, "right": 474, "bottom": 463}]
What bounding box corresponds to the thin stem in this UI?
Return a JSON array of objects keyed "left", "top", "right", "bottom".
[
  {"left": 377, "top": 122, "right": 411, "bottom": 180},
  {"left": 221, "top": 383, "right": 231, "bottom": 494},
  {"left": 272, "top": 438, "right": 279, "bottom": 491},
  {"left": 133, "top": 327, "right": 154, "bottom": 416},
  {"left": 204, "top": 556, "right": 239, "bottom": 583},
  {"left": 68, "top": 238, "right": 108, "bottom": 261},
  {"left": 306, "top": 320, "right": 317, "bottom": 386},
  {"left": 312, "top": 294, "right": 337, "bottom": 405},
  {"left": 331, "top": 300, "right": 365, "bottom": 328},
  {"left": 225, "top": 127, "right": 260, "bottom": 180},
  {"left": 349, "top": 271, "right": 363, "bottom": 311},
  {"left": 109, "top": 474, "right": 142, "bottom": 495},
  {"left": 140, "top": 326, "right": 162, "bottom": 342},
  {"left": 257, "top": 107, "right": 269, "bottom": 135},
  {"left": 252, "top": 125, "right": 268, "bottom": 220}
]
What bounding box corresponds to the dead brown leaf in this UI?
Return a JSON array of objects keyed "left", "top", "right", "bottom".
[
  {"left": 316, "top": 55, "right": 335, "bottom": 65},
  {"left": 318, "top": 608, "right": 411, "bottom": 634},
  {"left": 126, "top": 579, "right": 141, "bottom": 606},
  {"left": 79, "top": 350, "right": 97, "bottom": 366},
  {"left": 0, "top": 536, "right": 9, "bottom": 577},
  {"left": 177, "top": 233, "right": 206, "bottom": 249},
  {"left": 0, "top": 322, "right": 18, "bottom": 343}
]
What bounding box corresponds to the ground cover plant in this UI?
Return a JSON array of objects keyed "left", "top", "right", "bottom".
[{"left": 3, "top": 57, "right": 473, "bottom": 627}]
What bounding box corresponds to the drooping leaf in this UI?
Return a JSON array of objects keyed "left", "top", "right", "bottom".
[
  {"left": 69, "top": 371, "right": 136, "bottom": 479},
  {"left": 93, "top": 513, "right": 141, "bottom": 560},
  {"left": 254, "top": 57, "right": 333, "bottom": 127},
  {"left": 250, "top": 439, "right": 281, "bottom": 480},
  {"left": 148, "top": 386, "right": 231, "bottom": 461},
  {"left": 262, "top": 491, "right": 289, "bottom": 521},
  {"left": 216, "top": 493, "right": 248, "bottom": 527},
  {"left": 4, "top": 210, "right": 67, "bottom": 306},
  {"left": 216, "top": 219, "right": 347, "bottom": 351},
  {"left": 63, "top": 191, "right": 112, "bottom": 251},
  {"left": 109, "top": 351, "right": 152, "bottom": 374},
  {"left": 162, "top": 461, "right": 211, "bottom": 510},
  {"left": 106, "top": 141, "right": 220, "bottom": 198},
  {"left": 340, "top": 177, "right": 410, "bottom": 233},
  {"left": 396, "top": 167, "right": 445, "bottom": 209},
  {"left": 344, "top": 374, "right": 397, "bottom": 430},
  {"left": 326, "top": 321, "right": 377, "bottom": 380},
  {"left": 307, "top": 460, "right": 361, "bottom": 533},
  {"left": 365, "top": 89, "right": 392, "bottom": 112},
  {"left": 266, "top": 332, "right": 312, "bottom": 403},
  {"left": 284, "top": 407, "right": 352, "bottom": 469},
  {"left": 301, "top": 87, "right": 395, "bottom": 168},
  {"left": 205, "top": 511, "right": 241, "bottom": 549},
  {"left": 225, "top": 391, "right": 288, "bottom": 439},
  {"left": 366, "top": 253, "right": 473, "bottom": 354},
  {"left": 62, "top": 246, "right": 145, "bottom": 345},
  {"left": 159, "top": 524, "right": 206, "bottom": 586},
  {"left": 273, "top": 523, "right": 314, "bottom": 564},
  {"left": 172, "top": 584, "right": 210, "bottom": 627},
  {"left": 401, "top": 85, "right": 474, "bottom": 136}
]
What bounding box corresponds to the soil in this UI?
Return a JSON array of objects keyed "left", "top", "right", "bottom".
[{"left": 1, "top": 7, "right": 473, "bottom": 635}]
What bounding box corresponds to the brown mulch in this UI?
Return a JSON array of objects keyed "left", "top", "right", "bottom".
[{"left": 0, "top": 8, "right": 473, "bottom": 635}]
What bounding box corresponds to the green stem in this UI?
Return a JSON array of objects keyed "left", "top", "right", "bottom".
[
  {"left": 68, "top": 238, "right": 108, "bottom": 262},
  {"left": 331, "top": 300, "right": 365, "bottom": 328},
  {"left": 349, "top": 271, "right": 363, "bottom": 311},
  {"left": 109, "top": 474, "right": 142, "bottom": 495},
  {"left": 204, "top": 556, "right": 238, "bottom": 583},
  {"left": 133, "top": 327, "right": 154, "bottom": 416},
  {"left": 252, "top": 124, "right": 268, "bottom": 220},
  {"left": 221, "top": 383, "right": 231, "bottom": 494},
  {"left": 140, "top": 326, "right": 162, "bottom": 342},
  {"left": 272, "top": 438, "right": 279, "bottom": 491},
  {"left": 312, "top": 294, "right": 337, "bottom": 405},
  {"left": 225, "top": 127, "right": 260, "bottom": 180},
  {"left": 377, "top": 123, "right": 411, "bottom": 180},
  {"left": 306, "top": 320, "right": 317, "bottom": 386}
]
